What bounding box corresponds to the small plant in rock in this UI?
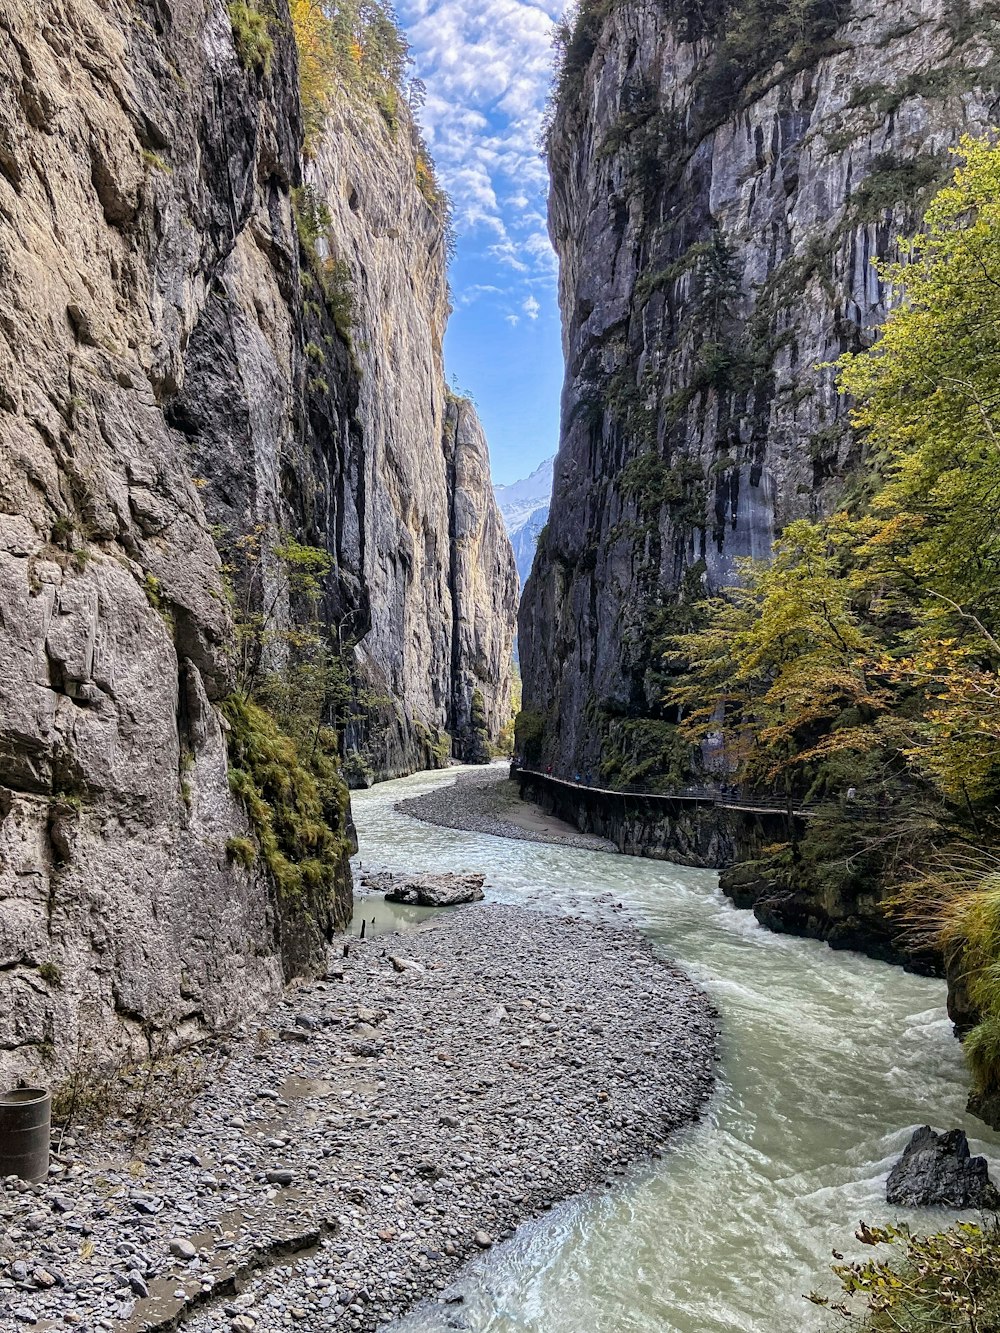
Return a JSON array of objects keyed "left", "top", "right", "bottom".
[
  {"left": 227, "top": 0, "right": 274, "bottom": 74},
  {"left": 292, "top": 184, "right": 332, "bottom": 250},
  {"left": 226, "top": 834, "right": 257, "bottom": 868},
  {"left": 140, "top": 149, "right": 171, "bottom": 174},
  {"left": 321, "top": 258, "right": 354, "bottom": 338},
  {"left": 50, "top": 515, "right": 75, "bottom": 548}
]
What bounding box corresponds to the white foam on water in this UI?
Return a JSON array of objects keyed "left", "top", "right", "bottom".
[{"left": 353, "top": 769, "right": 1000, "bottom": 1333}]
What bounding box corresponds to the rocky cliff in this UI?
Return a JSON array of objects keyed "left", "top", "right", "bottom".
[
  {"left": 0, "top": 0, "right": 515, "bottom": 1085},
  {"left": 521, "top": 0, "right": 1000, "bottom": 782}
]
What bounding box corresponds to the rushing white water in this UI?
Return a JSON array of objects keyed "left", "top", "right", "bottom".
[{"left": 350, "top": 767, "right": 1000, "bottom": 1333}]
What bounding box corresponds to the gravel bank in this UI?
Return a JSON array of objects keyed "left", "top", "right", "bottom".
[
  {"left": 397, "top": 768, "right": 615, "bottom": 852},
  {"left": 1, "top": 905, "right": 716, "bottom": 1333}
]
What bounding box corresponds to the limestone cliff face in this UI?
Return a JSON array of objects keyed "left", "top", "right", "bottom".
[
  {"left": 0, "top": 0, "right": 514, "bottom": 1084},
  {"left": 444, "top": 396, "right": 518, "bottom": 755},
  {"left": 305, "top": 104, "right": 517, "bottom": 777},
  {"left": 521, "top": 0, "right": 1000, "bottom": 780}
]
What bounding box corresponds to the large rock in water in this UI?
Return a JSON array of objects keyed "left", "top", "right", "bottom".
[
  {"left": 364, "top": 872, "right": 486, "bottom": 907},
  {"left": 886, "top": 1126, "right": 1000, "bottom": 1208}
]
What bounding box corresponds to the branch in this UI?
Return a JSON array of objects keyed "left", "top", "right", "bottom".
[{"left": 925, "top": 589, "right": 1000, "bottom": 657}]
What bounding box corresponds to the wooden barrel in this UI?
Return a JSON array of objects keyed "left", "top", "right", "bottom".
[{"left": 0, "top": 1088, "right": 51, "bottom": 1182}]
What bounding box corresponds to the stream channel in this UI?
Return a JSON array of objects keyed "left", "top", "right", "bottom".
[{"left": 349, "top": 767, "right": 999, "bottom": 1333}]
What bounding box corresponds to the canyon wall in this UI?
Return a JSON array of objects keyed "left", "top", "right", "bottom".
[
  {"left": 0, "top": 0, "right": 515, "bottom": 1084},
  {"left": 519, "top": 0, "right": 1000, "bottom": 951},
  {"left": 522, "top": 0, "right": 1000, "bottom": 780}
]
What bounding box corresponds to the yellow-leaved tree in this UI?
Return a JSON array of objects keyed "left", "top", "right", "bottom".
[{"left": 668, "top": 135, "right": 1000, "bottom": 1113}]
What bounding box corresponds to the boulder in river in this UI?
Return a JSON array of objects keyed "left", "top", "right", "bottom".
[
  {"left": 886, "top": 1126, "right": 1000, "bottom": 1208},
  {"left": 364, "top": 871, "right": 486, "bottom": 907}
]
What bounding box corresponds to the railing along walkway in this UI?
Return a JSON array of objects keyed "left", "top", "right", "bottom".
[{"left": 512, "top": 767, "right": 828, "bottom": 820}]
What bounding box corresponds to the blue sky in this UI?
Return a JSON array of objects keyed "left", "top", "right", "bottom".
[{"left": 396, "top": 0, "right": 567, "bottom": 485}]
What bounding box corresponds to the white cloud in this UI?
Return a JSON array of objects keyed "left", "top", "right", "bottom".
[
  {"left": 523, "top": 295, "right": 541, "bottom": 319},
  {"left": 458, "top": 283, "right": 506, "bottom": 306},
  {"left": 398, "top": 0, "right": 566, "bottom": 319}
]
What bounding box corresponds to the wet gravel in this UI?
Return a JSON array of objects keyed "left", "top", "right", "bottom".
[
  {"left": 0, "top": 904, "right": 716, "bottom": 1333},
  {"left": 397, "top": 769, "right": 614, "bottom": 852}
]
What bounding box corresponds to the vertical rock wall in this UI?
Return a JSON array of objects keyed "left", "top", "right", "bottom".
[
  {"left": 521, "top": 0, "right": 1000, "bottom": 780},
  {"left": 0, "top": 0, "right": 515, "bottom": 1085},
  {"left": 307, "top": 101, "right": 517, "bottom": 777}
]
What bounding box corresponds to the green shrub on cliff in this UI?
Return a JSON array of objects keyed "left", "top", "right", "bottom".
[
  {"left": 227, "top": 1, "right": 274, "bottom": 74},
  {"left": 464, "top": 688, "right": 491, "bottom": 765},
  {"left": 896, "top": 858, "right": 1000, "bottom": 1112},
  {"left": 515, "top": 707, "right": 546, "bottom": 763},
  {"left": 223, "top": 694, "right": 350, "bottom": 911},
  {"left": 218, "top": 525, "right": 353, "bottom": 928}
]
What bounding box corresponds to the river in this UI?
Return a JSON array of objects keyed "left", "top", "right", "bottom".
[{"left": 349, "top": 767, "right": 999, "bottom": 1333}]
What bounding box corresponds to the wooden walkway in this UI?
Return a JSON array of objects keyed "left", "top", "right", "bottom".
[{"left": 513, "top": 767, "right": 819, "bottom": 819}]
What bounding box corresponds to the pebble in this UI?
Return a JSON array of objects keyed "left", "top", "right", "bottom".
[
  {"left": 396, "top": 767, "right": 616, "bottom": 852},
  {"left": 0, "top": 904, "right": 715, "bottom": 1333}
]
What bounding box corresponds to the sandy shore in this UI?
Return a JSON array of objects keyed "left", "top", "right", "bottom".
[
  {"left": 2, "top": 906, "right": 716, "bottom": 1333},
  {"left": 397, "top": 767, "right": 615, "bottom": 853}
]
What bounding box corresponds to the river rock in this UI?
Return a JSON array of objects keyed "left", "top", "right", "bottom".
[
  {"left": 886, "top": 1126, "right": 1000, "bottom": 1208},
  {"left": 365, "top": 871, "right": 487, "bottom": 907},
  {"left": 4, "top": 904, "right": 715, "bottom": 1333}
]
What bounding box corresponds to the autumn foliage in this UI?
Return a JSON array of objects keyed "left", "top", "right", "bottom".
[
  {"left": 288, "top": 0, "right": 410, "bottom": 149},
  {"left": 669, "top": 135, "right": 1000, "bottom": 1097}
]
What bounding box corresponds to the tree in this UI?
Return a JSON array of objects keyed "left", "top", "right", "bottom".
[
  {"left": 667, "top": 134, "right": 1000, "bottom": 1102},
  {"left": 290, "top": 0, "right": 411, "bottom": 149}
]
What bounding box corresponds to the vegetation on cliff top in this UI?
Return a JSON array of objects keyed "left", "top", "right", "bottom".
[
  {"left": 669, "top": 134, "right": 1000, "bottom": 1101},
  {"left": 290, "top": 0, "right": 410, "bottom": 146},
  {"left": 289, "top": 0, "right": 450, "bottom": 222},
  {"left": 550, "top": 0, "right": 851, "bottom": 140}
]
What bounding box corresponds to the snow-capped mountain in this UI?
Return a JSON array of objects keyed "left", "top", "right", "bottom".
[{"left": 494, "top": 456, "right": 554, "bottom": 591}]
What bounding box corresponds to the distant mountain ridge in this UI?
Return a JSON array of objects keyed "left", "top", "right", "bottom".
[{"left": 495, "top": 456, "right": 554, "bottom": 590}]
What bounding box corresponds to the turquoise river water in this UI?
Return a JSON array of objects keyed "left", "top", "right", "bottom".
[{"left": 348, "top": 767, "right": 999, "bottom": 1333}]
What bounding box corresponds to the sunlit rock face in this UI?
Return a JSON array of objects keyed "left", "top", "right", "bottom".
[
  {"left": 305, "top": 106, "right": 517, "bottom": 776},
  {"left": 0, "top": 0, "right": 514, "bottom": 1083},
  {"left": 520, "top": 0, "right": 1000, "bottom": 780}
]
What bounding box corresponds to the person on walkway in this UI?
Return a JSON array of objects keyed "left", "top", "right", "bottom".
[
  {"left": 546, "top": 763, "right": 553, "bottom": 776},
  {"left": 586, "top": 772, "right": 593, "bottom": 786},
  {"left": 574, "top": 772, "right": 581, "bottom": 783}
]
